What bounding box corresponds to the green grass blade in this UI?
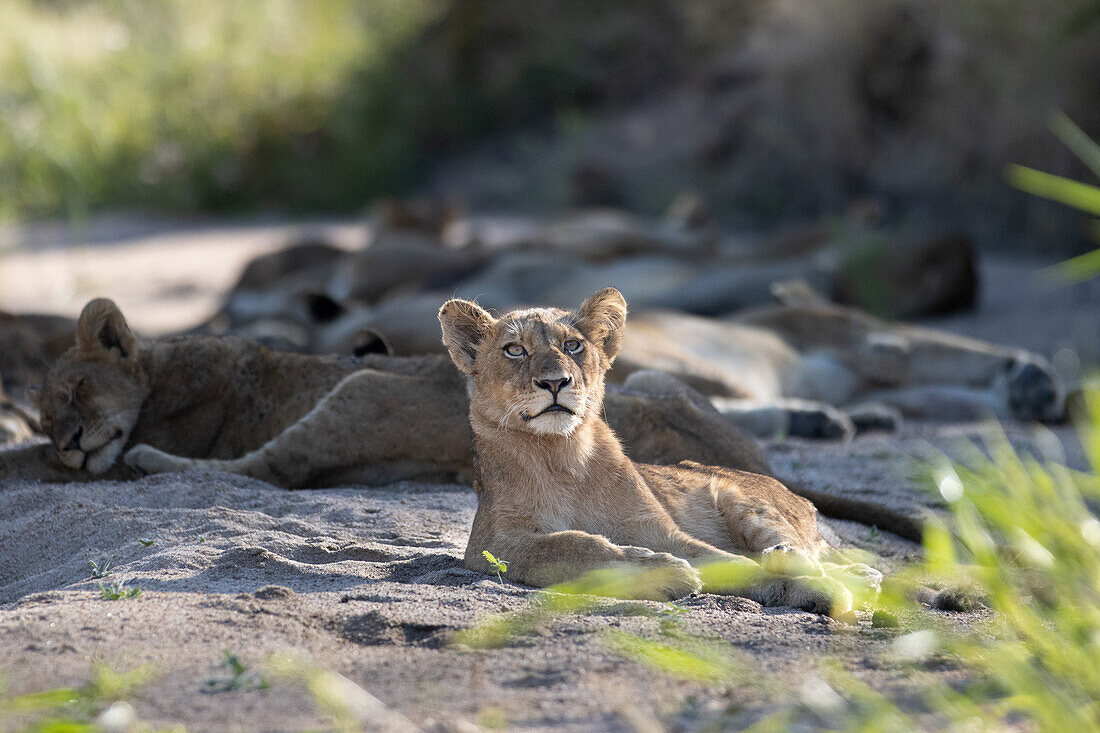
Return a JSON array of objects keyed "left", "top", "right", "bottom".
[
  {"left": 1007, "top": 165, "right": 1100, "bottom": 216},
  {"left": 601, "top": 629, "right": 739, "bottom": 684},
  {"left": 1039, "top": 248, "right": 1100, "bottom": 285},
  {"left": 1050, "top": 112, "right": 1100, "bottom": 181}
]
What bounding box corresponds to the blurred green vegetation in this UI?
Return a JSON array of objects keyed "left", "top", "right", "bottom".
[
  {"left": 0, "top": 661, "right": 155, "bottom": 731},
  {"left": 1010, "top": 113, "right": 1100, "bottom": 283},
  {"left": 0, "top": 0, "right": 434, "bottom": 219},
  {"left": 2, "top": 0, "right": 1097, "bottom": 250},
  {"left": 768, "top": 399, "right": 1100, "bottom": 730},
  {"left": 0, "top": 0, "right": 731, "bottom": 221}
]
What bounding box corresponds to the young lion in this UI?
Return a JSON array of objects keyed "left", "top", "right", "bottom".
[{"left": 440, "top": 288, "right": 880, "bottom": 615}]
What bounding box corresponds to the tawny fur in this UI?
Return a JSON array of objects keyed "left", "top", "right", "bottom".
[{"left": 440, "top": 288, "right": 881, "bottom": 617}]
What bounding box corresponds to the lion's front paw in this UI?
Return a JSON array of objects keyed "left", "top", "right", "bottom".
[
  {"left": 618, "top": 548, "right": 702, "bottom": 601},
  {"left": 124, "top": 444, "right": 184, "bottom": 474},
  {"left": 764, "top": 574, "right": 855, "bottom": 621},
  {"left": 801, "top": 575, "right": 855, "bottom": 621},
  {"left": 926, "top": 583, "right": 984, "bottom": 612},
  {"left": 760, "top": 545, "right": 821, "bottom": 577},
  {"left": 821, "top": 561, "right": 883, "bottom": 609}
]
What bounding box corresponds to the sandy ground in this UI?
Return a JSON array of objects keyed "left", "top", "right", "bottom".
[
  {"left": 0, "top": 216, "right": 364, "bottom": 334},
  {"left": 1, "top": 220, "right": 1097, "bottom": 731},
  {"left": 0, "top": 473, "right": 923, "bottom": 732}
]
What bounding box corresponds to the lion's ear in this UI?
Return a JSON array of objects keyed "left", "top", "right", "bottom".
[
  {"left": 574, "top": 287, "right": 627, "bottom": 363},
  {"left": 352, "top": 327, "right": 393, "bottom": 357},
  {"left": 76, "top": 298, "right": 136, "bottom": 361},
  {"left": 438, "top": 299, "right": 495, "bottom": 374}
]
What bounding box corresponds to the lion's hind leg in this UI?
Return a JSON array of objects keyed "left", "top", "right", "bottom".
[
  {"left": 127, "top": 368, "right": 468, "bottom": 488},
  {"left": 677, "top": 465, "right": 883, "bottom": 616},
  {"left": 685, "top": 467, "right": 826, "bottom": 560}
]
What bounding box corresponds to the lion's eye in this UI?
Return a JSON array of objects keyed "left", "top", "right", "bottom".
[
  {"left": 503, "top": 343, "right": 527, "bottom": 358},
  {"left": 563, "top": 339, "right": 583, "bottom": 354}
]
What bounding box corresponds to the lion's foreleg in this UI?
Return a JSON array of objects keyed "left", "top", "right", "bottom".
[{"left": 466, "top": 526, "right": 702, "bottom": 601}]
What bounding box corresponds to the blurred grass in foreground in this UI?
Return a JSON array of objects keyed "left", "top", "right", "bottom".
[
  {"left": 1009, "top": 113, "right": 1100, "bottom": 283},
  {"left": 0, "top": 655, "right": 413, "bottom": 732},
  {"left": 0, "top": 0, "right": 721, "bottom": 222},
  {"left": 0, "top": 662, "right": 159, "bottom": 732}
]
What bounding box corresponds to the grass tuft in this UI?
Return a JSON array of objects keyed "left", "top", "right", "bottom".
[
  {"left": 97, "top": 580, "right": 142, "bottom": 600},
  {"left": 87, "top": 555, "right": 114, "bottom": 580},
  {"left": 203, "top": 650, "right": 269, "bottom": 694}
]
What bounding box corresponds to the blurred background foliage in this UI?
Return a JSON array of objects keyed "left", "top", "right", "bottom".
[{"left": 1, "top": 0, "right": 1098, "bottom": 252}]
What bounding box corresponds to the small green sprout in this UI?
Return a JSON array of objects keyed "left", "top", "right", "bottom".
[
  {"left": 138, "top": 537, "right": 156, "bottom": 546},
  {"left": 658, "top": 602, "right": 690, "bottom": 632},
  {"left": 204, "top": 651, "right": 268, "bottom": 693},
  {"left": 482, "top": 550, "right": 508, "bottom": 585},
  {"left": 661, "top": 602, "right": 689, "bottom": 619},
  {"left": 98, "top": 581, "right": 142, "bottom": 600},
  {"left": 88, "top": 556, "right": 114, "bottom": 579}
]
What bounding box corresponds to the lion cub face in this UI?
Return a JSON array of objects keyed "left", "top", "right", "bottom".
[
  {"left": 439, "top": 288, "right": 627, "bottom": 437},
  {"left": 38, "top": 299, "right": 147, "bottom": 473}
]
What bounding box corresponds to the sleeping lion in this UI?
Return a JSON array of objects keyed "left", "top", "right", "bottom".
[{"left": 439, "top": 288, "right": 881, "bottom": 616}]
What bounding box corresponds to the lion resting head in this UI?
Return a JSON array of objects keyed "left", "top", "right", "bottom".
[
  {"left": 438, "top": 287, "right": 626, "bottom": 437},
  {"left": 37, "top": 299, "right": 149, "bottom": 473}
]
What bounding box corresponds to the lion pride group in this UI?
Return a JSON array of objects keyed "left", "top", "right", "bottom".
[{"left": 0, "top": 200, "right": 1065, "bottom": 616}]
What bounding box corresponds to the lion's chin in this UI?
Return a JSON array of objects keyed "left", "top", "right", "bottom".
[{"left": 524, "top": 410, "right": 583, "bottom": 436}]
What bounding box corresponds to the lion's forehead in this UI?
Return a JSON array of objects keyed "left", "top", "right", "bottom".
[
  {"left": 497, "top": 308, "right": 576, "bottom": 343},
  {"left": 504, "top": 307, "right": 567, "bottom": 322},
  {"left": 43, "top": 359, "right": 126, "bottom": 407}
]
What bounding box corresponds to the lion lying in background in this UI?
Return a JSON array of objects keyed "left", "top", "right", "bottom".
[
  {"left": 0, "top": 310, "right": 76, "bottom": 400},
  {"left": 294, "top": 282, "right": 1065, "bottom": 439},
  {"left": 440, "top": 287, "right": 880, "bottom": 616},
  {"left": 0, "top": 383, "right": 36, "bottom": 446}
]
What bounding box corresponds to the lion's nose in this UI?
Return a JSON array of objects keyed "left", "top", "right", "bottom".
[
  {"left": 534, "top": 376, "right": 572, "bottom": 396},
  {"left": 64, "top": 426, "right": 83, "bottom": 452}
]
